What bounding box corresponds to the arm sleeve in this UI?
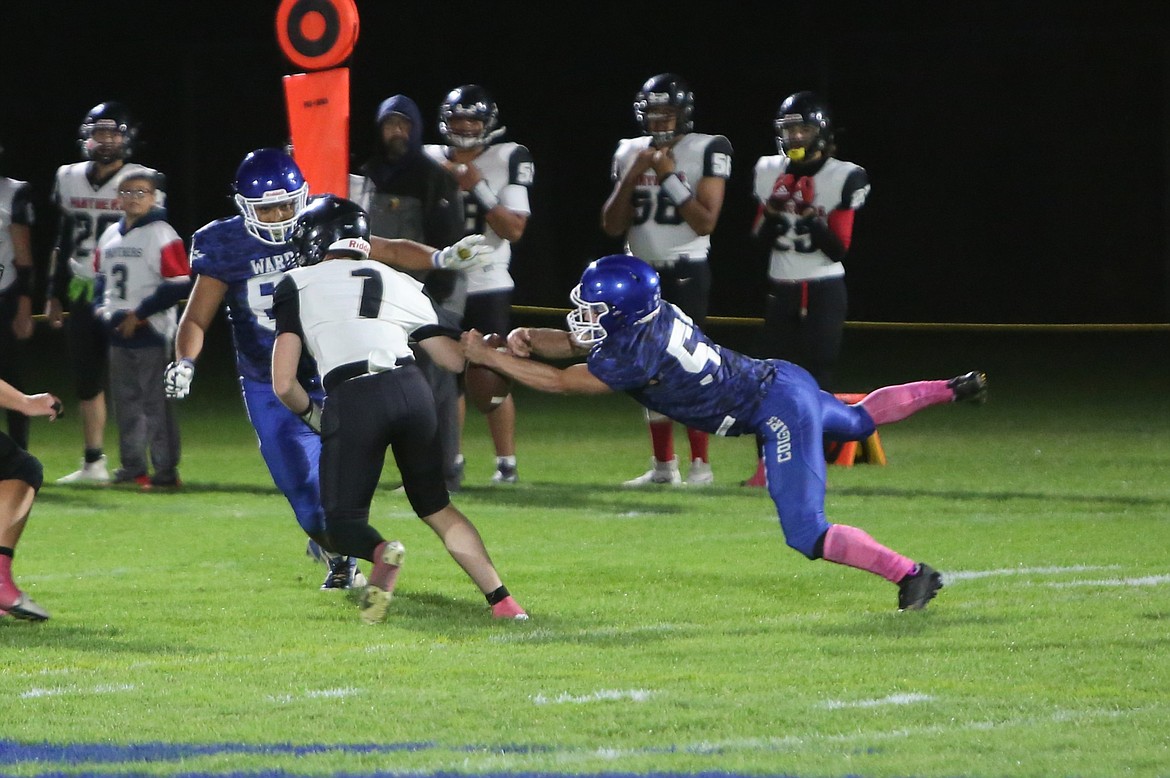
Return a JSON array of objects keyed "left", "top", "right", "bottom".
[{"left": 272, "top": 275, "right": 304, "bottom": 339}]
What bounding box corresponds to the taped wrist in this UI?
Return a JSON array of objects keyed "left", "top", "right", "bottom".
[
  {"left": 660, "top": 172, "right": 693, "bottom": 207},
  {"left": 471, "top": 180, "right": 499, "bottom": 212}
]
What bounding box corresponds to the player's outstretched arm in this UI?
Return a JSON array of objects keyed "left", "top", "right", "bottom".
[
  {"left": 462, "top": 329, "right": 609, "bottom": 395},
  {"left": 369, "top": 234, "right": 488, "bottom": 272},
  {"left": 506, "top": 327, "right": 587, "bottom": 360}
]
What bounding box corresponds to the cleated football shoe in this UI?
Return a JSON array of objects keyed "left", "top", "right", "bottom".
[
  {"left": 57, "top": 455, "right": 110, "bottom": 484},
  {"left": 491, "top": 595, "right": 529, "bottom": 620},
  {"left": 360, "top": 587, "right": 394, "bottom": 625},
  {"left": 3, "top": 594, "right": 50, "bottom": 622},
  {"left": 490, "top": 463, "right": 519, "bottom": 485},
  {"left": 321, "top": 556, "right": 365, "bottom": 590},
  {"left": 143, "top": 472, "right": 182, "bottom": 490},
  {"left": 684, "top": 458, "right": 714, "bottom": 486},
  {"left": 897, "top": 563, "right": 943, "bottom": 611},
  {"left": 947, "top": 371, "right": 988, "bottom": 405},
  {"left": 623, "top": 457, "right": 682, "bottom": 487}
]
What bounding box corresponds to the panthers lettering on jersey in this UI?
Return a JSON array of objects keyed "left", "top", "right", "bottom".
[
  {"left": 610, "top": 133, "right": 732, "bottom": 264},
  {"left": 0, "top": 177, "right": 34, "bottom": 295},
  {"left": 93, "top": 210, "right": 189, "bottom": 343},
  {"left": 423, "top": 141, "right": 533, "bottom": 295},
  {"left": 52, "top": 162, "right": 166, "bottom": 280},
  {"left": 587, "top": 302, "right": 772, "bottom": 437},
  {"left": 753, "top": 156, "right": 869, "bottom": 282},
  {"left": 189, "top": 215, "right": 313, "bottom": 385},
  {"left": 273, "top": 259, "right": 450, "bottom": 380}
]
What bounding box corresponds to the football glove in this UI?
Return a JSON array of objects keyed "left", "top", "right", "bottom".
[
  {"left": 432, "top": 234, "right": 488, "bottom": 271},
  {"left": 164, "top": 358, "right": 195, "bottom": 399},
  {"left": 299, "top": 401, "right": 323, "bottom": 434}
]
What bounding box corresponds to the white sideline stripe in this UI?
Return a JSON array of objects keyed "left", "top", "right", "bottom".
[
  {"left": 1047, "top": 574, "right": 1170, "bottom": 588},
  {"left": 20, "top": 683, "right": 135, "bottom": 699},
  {"left": 532, "top": 689, "right": 654, "bottom": 705},
  {"left": 266, "top": 688, "right": 361, "bottom": 703},
  {"left": 946, "top": 564, "right": 1120, "bottom": 581},
  {"left": 821, "top": 692, "right": 933, "bottom": 710}
]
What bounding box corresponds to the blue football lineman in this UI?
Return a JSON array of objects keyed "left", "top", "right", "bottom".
[
  {"left": 463, "top": 254, "right": 989, "bottom": 612},
  {"left": 164, "top": 149, "right": 487, "bottom": 590}
]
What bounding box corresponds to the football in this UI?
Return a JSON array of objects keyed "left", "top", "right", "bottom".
[{"left": 465, "top": 332, "right": 513, "bottom": 414}]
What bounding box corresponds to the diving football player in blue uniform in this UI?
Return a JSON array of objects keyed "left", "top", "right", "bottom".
[
  {"left": 462, "top": 254, "right": 988, "bottom": 611},
  {"left": 164, "top": 149, "right": 486, "bottom": 590}
]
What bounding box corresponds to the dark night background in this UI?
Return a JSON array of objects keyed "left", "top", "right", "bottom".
[{"left": 2, "top": 1, "right": 1168, "bottom": 324}]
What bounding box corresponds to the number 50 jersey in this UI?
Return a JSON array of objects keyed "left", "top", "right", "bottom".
[{"left": 609, "top": 132, "right": 732, "bottom": 265}]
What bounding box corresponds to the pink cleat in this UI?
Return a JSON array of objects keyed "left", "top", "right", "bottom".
[{"left": 491, "top": 595, "right": 528, "bottom": 620}]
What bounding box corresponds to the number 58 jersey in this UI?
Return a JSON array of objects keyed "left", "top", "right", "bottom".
[
  {"left": 189, "top": 215, "right": 306, "bottom": 384},
  {"left": 609, "top": 133, "right": 732, "bottom": 264}
]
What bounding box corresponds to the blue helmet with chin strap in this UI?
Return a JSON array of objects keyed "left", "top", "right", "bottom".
[
  {"left": 567, "top": 254, "right": 662, "bottom": 345},
  {"left": 233, "top": 148, "right": 309, "bottom": 245}
]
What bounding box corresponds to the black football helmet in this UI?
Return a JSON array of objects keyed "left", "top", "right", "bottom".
[
  {"left": 634, "top": 73, "right": 694, "bottom": 146},
  {"left": 774, "top": 91, "right": 833, "bottom": 162},
  {"left": 291, "top": 195, "right": 371, "bottom": 267},
  {"left": 438, "top": 84, "right": 504, "bottom": 148},
  {"left": 79, "top": 101, "right": 137, "bottom": 163}
]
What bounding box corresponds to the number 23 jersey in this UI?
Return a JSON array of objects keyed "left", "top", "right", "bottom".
[{"left": 610, "top": 133, "right": 732, "bottom": 264}]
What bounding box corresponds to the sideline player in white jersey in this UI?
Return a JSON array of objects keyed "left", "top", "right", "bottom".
[
  {"left": 601, "top": 73, "right": 733, "bottom": 488},
  {"left": 424, "top": 84, "right": 533, "bottom": 485},
  {"left": 271, "top": 195, "right": 527, "bottom": 623},
  {"left": 741, "top": 91, "right": 871, "bottom": 487},
  {"left": 0, "top": 141, "right": 37, "bottom": 450},
  {"left": 93, "top": 169, "right": 189, "bottom": 487},
  {"left": 44, "top": 102, "right": 166, "bottom": 484}
]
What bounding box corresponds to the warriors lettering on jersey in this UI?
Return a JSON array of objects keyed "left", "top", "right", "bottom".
[
  {"left": 754, "top": 155, "right": 869, "bottom": 282},
  {"left": 94, "top": 211, "right": 188, "bottom": 343},
  {"left": 189, "top": 215, "right": 310, "bottom": 385},
  {"left": 610, "top": 133, "right": 733, "bottom": 264},
  {"left": 422, "top": 141, "right": 533, "bottom": 295},
  {"left": 53, "top": 161, "right": 166, "bottom": 279},
  {"left": 586, "top": 302, "right": 771, "bottom": 437}
]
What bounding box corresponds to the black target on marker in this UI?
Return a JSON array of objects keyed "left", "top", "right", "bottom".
[{"left": 276, "top": 0, "right": 359, "bottom": 71}]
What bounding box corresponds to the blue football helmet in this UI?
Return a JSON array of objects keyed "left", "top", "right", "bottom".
[
  {"left": 291, "top": 195, "right": 371, "bottom": 267},
  {"left": 567, "top": 254, "right": 662, "bottom": 346},
  {"left": 233, "top": 148, "right": 309, "bottom": 245},
  {"left": 633, "top": 73, "right": 694, "bottom": 146}
]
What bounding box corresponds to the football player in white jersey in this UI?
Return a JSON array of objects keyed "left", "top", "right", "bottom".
[
  {"left": 271, "top": 195, "right": 527, "bottom": 623},
  {"left": 425, "top": 85, "right": 533, "bottom": 485},
  {"left": 742, "top": 92, "right": 870, "bottom": 487},
  {"left": 44, "top": 102, "right": 166, "bottom": 484},
  {"left": 0, "top": 141, "right": 37, "bottom": 450},
  {"left": 93, "top": 170, "right": 190, "bottom": 488},
  {"left": 601, "top": 74, "right": 733, "bottom": 488}
]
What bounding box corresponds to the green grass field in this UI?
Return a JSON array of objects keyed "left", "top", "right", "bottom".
[{"left": 1, "top": 327, "right": 1168, "bottom": 777}]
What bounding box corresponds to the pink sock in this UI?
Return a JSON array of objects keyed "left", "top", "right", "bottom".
[
  {"left": 368, "top": 541, "right": 403, "bottom": 591},
  {"left": 0, "top": 553, "right": 20, "bottom": 607},
  {"left": 858, "top": 380, "right": 953, "bottom": 425},
  {"left": 822, "top": 524, "right": 915, "bottom": 583}
]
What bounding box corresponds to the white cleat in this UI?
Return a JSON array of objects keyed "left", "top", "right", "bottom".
[
  {"left": 56, "top": 455, "right": 110, "bottom": 484},
  {"left": 622, "top": 457, "right": 682, "bottom": 487},
  {"left": 684, "top": 458, "right": 714, "bottom": 486}
]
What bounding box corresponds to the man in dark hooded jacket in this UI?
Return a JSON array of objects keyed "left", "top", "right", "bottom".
[{"left": 349, "top": 95, "right": 467, "bottom": 490}]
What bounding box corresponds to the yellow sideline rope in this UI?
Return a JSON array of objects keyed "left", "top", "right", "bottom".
[{"left": 511, "top": 305, "right": 1170, "bottom": 333}]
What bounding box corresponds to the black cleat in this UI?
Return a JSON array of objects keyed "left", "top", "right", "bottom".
[
  {"left": 321, "top": 556, "right": 365, "bottom": 590},
  {"left": 5, "top": 594, "right": 50, "bottom": 622},
  {"left": 897, "top": 563, "right": 943, "bottom": 611},
  {"left": 947, "top": 371, "right": 988, "bottom": 404}
]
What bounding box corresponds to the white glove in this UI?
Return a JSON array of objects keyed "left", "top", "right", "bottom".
[
  {"left": 432, "top": 234, "right": 488, "bottom": 271},
  {"left": 299, "top": 401, "right": 323, "bottom": 433},
  {"left": 164, "top": 358, "right": 195, "bottom": 399}
]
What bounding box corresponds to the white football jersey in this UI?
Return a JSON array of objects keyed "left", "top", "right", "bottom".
[
  {"left": 610, "top": 132, "right": 733, "bottom": 265},
  {"left": 0, "top": 176, "right": 34, "bottom": 295},
  {"left": 278, "top": 259, "right": 441, "bottom": 379},
  {"left": 52, "top": 161, "right": 166, "bottom": 279},
  {"left": 423, "top": 141, "right": 533, "bottom": 294},
  {"left": 94, "top": 213, "right": 190, "bottom": 341},
  {"left": 753, "top": 155, "right": 869, "bottom": 282}
]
